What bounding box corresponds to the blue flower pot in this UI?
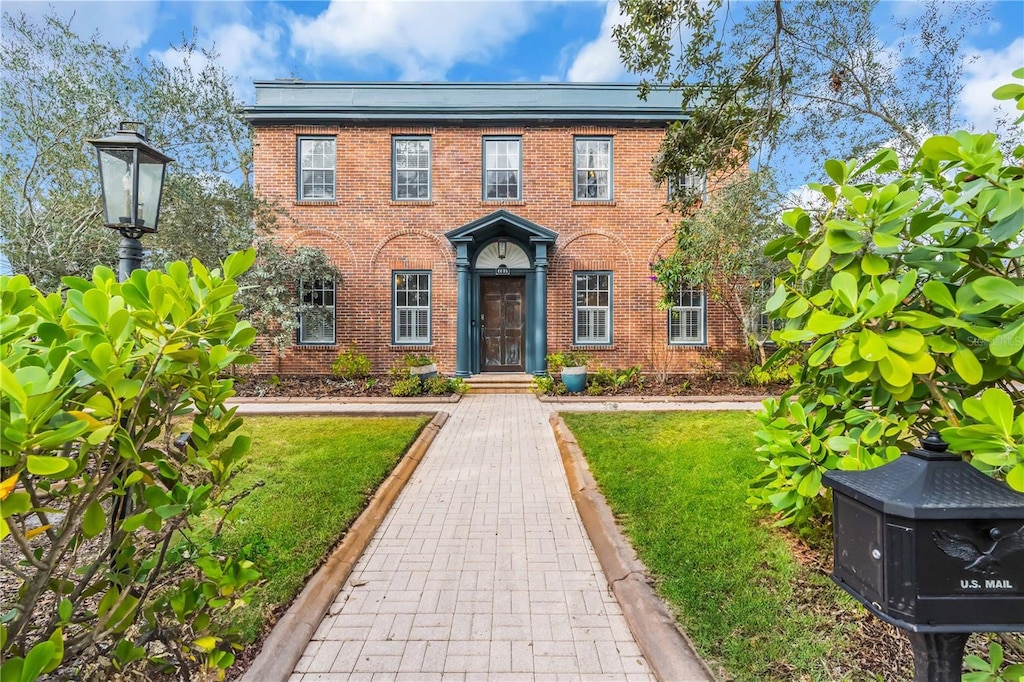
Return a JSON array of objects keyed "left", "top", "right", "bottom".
[{"left": 561, "top": 366, "right": 587, "bottom": 393}]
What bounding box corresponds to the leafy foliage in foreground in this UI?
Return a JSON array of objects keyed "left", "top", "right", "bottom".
[
  {"left": 751, "top": 124, "right": 1024, "bottom": 527},
  {"left": 1, "top": 251, "right": 259, "bottom": 680}
]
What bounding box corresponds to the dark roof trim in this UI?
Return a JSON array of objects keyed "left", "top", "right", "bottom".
[
  {"left": 446, "top": 210, "right": 558, "bottom": 245},
  {"left": 247, "top": 81, "right": 688, "bottom": 125}
]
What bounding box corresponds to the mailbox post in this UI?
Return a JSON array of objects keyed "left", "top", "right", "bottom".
[{"left": 823, "top": 431, "right": 1024, "bottom": 682}]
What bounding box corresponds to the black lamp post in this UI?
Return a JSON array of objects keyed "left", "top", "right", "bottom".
[{"left": 88, "top": 122, "right": 173, "bottom": 282}]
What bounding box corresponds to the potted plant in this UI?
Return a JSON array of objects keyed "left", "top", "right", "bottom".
[
  {"left": 404, "top": 353, "right": 438, "bottom": 381},
  {"left": 546, "top": 350, "right": 590, "bottom": 393}
]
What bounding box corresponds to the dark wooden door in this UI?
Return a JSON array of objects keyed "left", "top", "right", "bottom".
[{"left": 481, "top": 277, "right": 525, "bottom": 372}]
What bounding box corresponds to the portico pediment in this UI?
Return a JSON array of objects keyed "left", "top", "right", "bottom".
[{"left": 445, "top": 210, "right": 558, "bottom": 246}]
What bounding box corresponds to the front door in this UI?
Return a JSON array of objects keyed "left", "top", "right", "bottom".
[{"left": 481, "top": 277, "right": 525, "bottom": 372}]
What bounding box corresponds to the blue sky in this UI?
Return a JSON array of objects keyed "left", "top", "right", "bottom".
[
  {"left": 4, "top": 0, "right": 1022, "bottom": 185},
  {"left": 7, "top": 1, "right": 1021, "bottom": 118}
]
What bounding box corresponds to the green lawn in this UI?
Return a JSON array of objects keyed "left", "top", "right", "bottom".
[
  {"left": 562, "top": 411, "right": 857, "bottom": 681},
  {"left": 212, "top": 415, "right": 430, "bottom": 643}
]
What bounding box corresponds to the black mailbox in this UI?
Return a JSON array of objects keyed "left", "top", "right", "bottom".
[{"left": 822, "top": 432, "right": 1024, "bottom": 634}]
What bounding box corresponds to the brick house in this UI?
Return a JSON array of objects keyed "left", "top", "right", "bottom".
[{"left": 246, "top": 82, "right": 746, "bottom": 377}]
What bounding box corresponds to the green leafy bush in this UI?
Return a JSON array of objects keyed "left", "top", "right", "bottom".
[
  {"left": 331, "top": 341, "right": 371, "bottom": 380},
  {"left": 423, "top": 376, "right": 449, "bottom": 395},
  {"left": 751, "top": 126, "right": 1024, "bottom": 527},
  {"left": 745, "top": 361, "right": 794, "bottom": 387},
  {"left": 390, "top": 377, "right": 423, "bottom": 397},
  {"left": 545, "top": 351, "right": 591, "bottom": 372},
  {"left": 1, "top": 251, "right": 260, "bottom": 680},
  {"left": 531, "top": 375, "right": 555, "bottom": 395}
]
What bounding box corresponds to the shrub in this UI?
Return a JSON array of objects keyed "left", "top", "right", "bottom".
[
  {"left": 331, "top": 342, "right": 371, "bottom": 380},
  {"left": 401, "top": 353, "right": 435, "bottom": 368},
  {"left": 745, "top": 361, "right": 794, "bottom": 387},
  {"left": 531, "top": 375, "right": 555, "bottom": 395},
  {"left": 546, "top": 350, "right": 591, "bottom": 373},
  {"left": 389, "top": 353, "right": 436, "bottom": 379},
  {"left": 390, "top": 377, "right": 423, "bottom": 397},
  {"left": 0, "top": 251, "right": 260, "bottom": 681},
  {"left": 751, "top": 125, "right": 1024, "bottom": 528},
  {"left": 423, "top": 376, "right": 449, "bottom": 395}
]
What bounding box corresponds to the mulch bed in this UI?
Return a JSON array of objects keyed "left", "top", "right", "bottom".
[{"left": 230, "top": 373, "right": 787, "bottom": 399}]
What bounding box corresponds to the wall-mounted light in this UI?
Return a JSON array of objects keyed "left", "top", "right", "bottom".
[{"left": 497, "top": 238, "right": 507, "bottom": 260}]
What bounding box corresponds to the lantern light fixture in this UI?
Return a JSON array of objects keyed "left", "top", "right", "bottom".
[{"left": 88, "top": 122, "right": 173, "bottom": 238}]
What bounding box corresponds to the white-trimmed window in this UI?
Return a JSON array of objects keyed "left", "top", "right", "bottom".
[
  {"left": 574, "top": 137, "right": 612, "bottom": 200},
  {"left": 298, "top": 137, "right": 336, "bottom": 200},
  {"left": 668, "top": 173, "right": 707, "bottom": 202},
  {"left": 393, "top": 271, "right": 431, "bottom": 344},
  {"left": 574, "top": 272, "right": 612, "bottom": 344},
  {"left": 668, "top": 285, "right": 706, "bottom": 345},
  {"left": 483, "top": 137, "right": 521, "bottom": 200},
  {"left": 298, "top": 277, "right": 335, "bottom": 344},
  {"left": 394, "top": 136, "right": 431, "bottom": 200}
]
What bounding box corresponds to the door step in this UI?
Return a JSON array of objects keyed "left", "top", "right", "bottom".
[{"left": 463, "top": 373, "right": 536, "bottom": 394}]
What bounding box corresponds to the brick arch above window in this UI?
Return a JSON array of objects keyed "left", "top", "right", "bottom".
[
  {"left": 280, "top": 227, "right": 357, "bottom": 269},
  {"left": 552, "top": 229, "right": 636, "bottom": 270},
  {"left": 368, "top": 228, "right": 454, "bottom": 272}
]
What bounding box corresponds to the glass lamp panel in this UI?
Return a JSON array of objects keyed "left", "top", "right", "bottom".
[
  {"left": 137, "top": 153, "right": 166, "bottom": 231},
  {"left": 97, "top": 148, "right": 135, "bottom": 226}
]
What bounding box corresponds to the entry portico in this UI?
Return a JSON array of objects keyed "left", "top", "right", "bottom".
[{"left": 446, "top": 210, "right": 557, "bottom": 377}]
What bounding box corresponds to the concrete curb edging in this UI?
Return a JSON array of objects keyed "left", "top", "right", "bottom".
[
  {"left": 539, "top": 394, "right": 771, "bottom": 404},
  {"left": 241, "top": 411, "right": 448, "bottom": 682},
  {"left": 550, "top": 413, "right": 716, "bottom": 682}
]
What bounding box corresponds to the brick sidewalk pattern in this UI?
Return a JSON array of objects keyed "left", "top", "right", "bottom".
[{"left": 286, "top": 394, "right": 656, "bottom": 681}]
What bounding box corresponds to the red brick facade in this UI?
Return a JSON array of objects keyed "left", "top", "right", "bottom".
[{"left": 249, "top": 89, "right": 747, "bottom": 376}]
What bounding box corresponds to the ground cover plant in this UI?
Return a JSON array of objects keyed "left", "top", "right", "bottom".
[
  {"left": 562, "top": 410, "right": 909, "bottom": 681},
  {"left": 208, "top": 415, "right": 430, "bottom": 652}
]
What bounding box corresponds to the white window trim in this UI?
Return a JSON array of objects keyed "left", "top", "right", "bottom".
[
  {"left": 483, "top": 136, "right": 522, "bottom": 200},
  {"left": 298, "top": 277, "right": 336, "bottom": 345},
  {"left": 573, "top": 271, "right": 612, "bottom": 345},
  {"left": 668, "top": 173, "right": 707, "bottom": 202},
  {"left": 574, "top": 137, "right": 613, "bottom": 201},
  {"left": 668, "top": 286, "right": 706, "bottom": 345},
  {"left": 393, "top": 271, "right": 432, "bottom": 345},
  {"left": 393, "top": 136, "right": 432, "bottom": 201},
  {"left": 297, "top": 137, "right": 336, "bottom": 201}
]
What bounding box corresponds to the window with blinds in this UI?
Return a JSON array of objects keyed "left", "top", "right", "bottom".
[
  {"left": 393, "top": 271, "right": 431, "bottom": 344},
  {"left": 574, "top": 272, "right": 612, "bottom": 344}
]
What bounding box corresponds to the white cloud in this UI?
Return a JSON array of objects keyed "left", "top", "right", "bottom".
[
  {"left": 4, "top": 0, "right": 159, "bottom": 49},
  {"left": 960, "top": 37, "right": 1024, "bottom": 134},
  {"left": 566, "top": 0, "right": 626, "bottom": 82},
  {"left": 152, "top": 21, "right": 284, "bottom": 101},
  {"left": 288, "top": 0, "right": 538, "bottom": 80}
]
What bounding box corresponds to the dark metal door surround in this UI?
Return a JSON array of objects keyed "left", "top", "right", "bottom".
[{"left": 481, "top": 277, "right": 525, "bottom": 371}]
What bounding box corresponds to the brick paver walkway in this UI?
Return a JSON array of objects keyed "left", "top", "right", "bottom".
[{"left": 287, "top": 394, "right": 655, "bottom": 681}]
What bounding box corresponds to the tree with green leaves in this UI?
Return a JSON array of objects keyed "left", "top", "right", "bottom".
[
  {"left": 614, "top": 0, "right": 994, "bottom": 193},
  {"left": 0, "top": 10, "right": 338, "bottom": 351},
  {"left": 0, "top": 12, "right": 256, "bottom": 291},
  {"left": 651, "top": 170, "right": 786, "bottom": 362}
]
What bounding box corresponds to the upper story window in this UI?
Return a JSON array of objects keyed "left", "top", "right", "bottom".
[
  {"left": 668, "top": 285, "right": 706, "bottom": 345},
  {"left": 483, "top": 137, "right": 521, "bottom": 200},
  {"left": 393, "top": 271, "right": 431, "bottom": 345},
  {"left": 297, "top": 137, "right": 336, "bottom": 200},
  {"left": 298, "top": 277, "right": 336, "bottom": 344},
  {"left": 574, "top": 137, "right": 612, "bottom": 201},
  {"left": 668, "top": 173, "right": 708, "bottom": 203},
  {"left": 574, "top": 272, "right": 612, "bottom": 345},
  {"left": 393, "top": 136, "right": 431, "bottom": 200}
]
